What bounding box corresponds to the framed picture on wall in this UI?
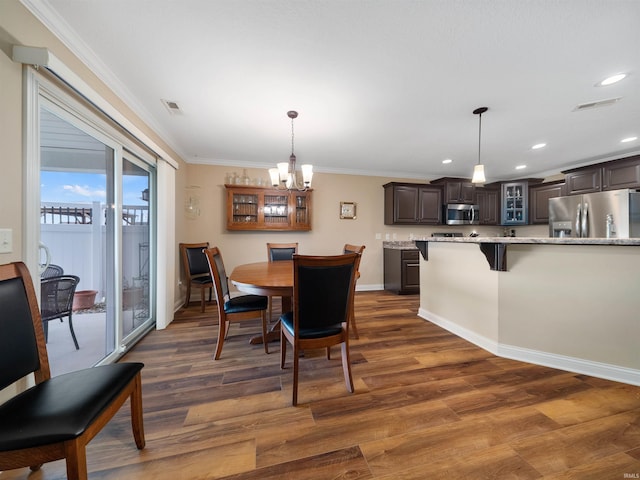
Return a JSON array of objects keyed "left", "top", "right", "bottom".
[{"left": 340, "top": 202, "right": 357, "bottom": 219}]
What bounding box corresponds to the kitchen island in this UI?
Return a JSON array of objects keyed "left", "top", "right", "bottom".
[{"left": 415, "top": 237, "right": 640, "bottom": 385}]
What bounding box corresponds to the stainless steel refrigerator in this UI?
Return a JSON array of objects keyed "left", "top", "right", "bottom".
[{"left": 549, "top": 189, "right": 640, "bottom": 238}]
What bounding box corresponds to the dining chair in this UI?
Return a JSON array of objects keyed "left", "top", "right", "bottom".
[
  {"left": 0, "top": 261, "right": 145, "bottom": 480},
  {"left": 266, "top": 242, "right": 298, "bottom": 321},
  {"left": 40, "top": 274, "right": 81, "bottom": 349},
  {"left": 179, "top": 242, "right": 214, "bottom": 312},
  {"left": 342, "top": 244, "right": 365, "bottom": 339},
  {"left": 280, "top": 253, "right": 359, "bottom": 405},
  {"left": 203, "top": 247, "right": 269, "bottom": 358}
]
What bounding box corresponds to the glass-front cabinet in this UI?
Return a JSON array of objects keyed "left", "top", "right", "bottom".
[
  {"left": 501, "top": 182, "right": 528, "bottom": 225},
  {"left": 226, "top": 185, "right": 311, "bottom": 231}
]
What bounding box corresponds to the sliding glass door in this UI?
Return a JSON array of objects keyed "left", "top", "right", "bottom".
[{"left": 36, "top": 84, "right": 155, "bottom": 376}]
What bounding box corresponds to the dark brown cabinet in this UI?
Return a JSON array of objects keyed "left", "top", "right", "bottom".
[
  {"left": 602, "top": 156, "right": 640, "bottom": 190},
  {"left": 431, "top": 177, "right": 476, "bottom": 204},
  {"left": 474, "top": 187, "right": 500, "bottom": 225},
  {"left": 565, "top": 168, "right": 602, "bottom": 195},
  {"left": 529, "top": 181, "right": 565, "bottom": 224},
  {"left": 564, "top": 154, "right": 640, "bottom": 195},
  {"left": 384, "top": 248, "right": 420, "bottom": 294},
  {"left": 383, "top": 182, "right": 442, "bottom": 225}
]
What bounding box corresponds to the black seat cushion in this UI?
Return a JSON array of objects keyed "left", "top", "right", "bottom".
[
  {"left": 0, "top": 362, "right": 143, "bottom": 451},
  {"left": 224, "top": 294, "right": 268, "bottom": 314},
  {"left": 280, "top": 311, "right": 342, "bottom": 339},
  {"left": 191, "top": 275, "right": 213, "bottom": 285}
]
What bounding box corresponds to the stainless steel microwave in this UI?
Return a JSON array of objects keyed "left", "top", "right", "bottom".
[{"left": 444, "top": 203, "right": 479, "bottom": 225}]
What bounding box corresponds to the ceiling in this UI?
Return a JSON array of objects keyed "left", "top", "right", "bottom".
[{"left": 25, "top": 0, "right": 640, "bottom": 182}]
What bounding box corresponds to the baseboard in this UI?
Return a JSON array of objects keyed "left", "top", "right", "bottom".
[{"left": 418, "top": 307, "right": 640, "bottom": 387}]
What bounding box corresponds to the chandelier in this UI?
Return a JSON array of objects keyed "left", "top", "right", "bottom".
[
  {"left": 268, "top": 111, "right": 313, "bottom": 191},
  {"left": 471, "top": 107, "right": 488, "bottom": 184}
]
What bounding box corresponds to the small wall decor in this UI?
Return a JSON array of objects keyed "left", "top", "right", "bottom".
[{"left": 340, "top": 201, "right": 357, "bottom": 219}]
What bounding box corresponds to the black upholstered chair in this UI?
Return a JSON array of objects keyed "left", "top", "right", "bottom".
[
  {"left": 40, "top": 274, "right": 80, "bottom": 349},
  {"left": 0, "top": 261, "right": 145, "bottom": 480},
  {"left": 280, "top": 253, "right": 358, "bottom": 405},
  {"left": 180, "top": 242, "right": 214, "bottom": 312},
  {"left": 203, "top": 247, "right": 269, "bottom": 359},
  {"left": 266, "top": 242, "right": 298, "bottom": 321}
]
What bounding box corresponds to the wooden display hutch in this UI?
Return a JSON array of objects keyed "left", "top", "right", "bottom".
[{"left": 226, "top": 185, "right": 312, "bottom": 231}]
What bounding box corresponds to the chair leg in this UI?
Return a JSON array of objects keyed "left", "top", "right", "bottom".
[
  {"left": 200, "top": 287, "right": 206, "bottom": 313},
  {"left": 130, "top": 373, "right": 146, "bottom": 449},
  {"left": 261, "top": 310, "right": 269, "bottom": 354},
  {"left": 280, "top": 328, "right": 287, "bottom": 369},
  {"left": 292, "top": 342, "right": 300, "bottom": 406},
  {"left": 341, "top": 341, "right": 354, "bottom": 394},
  {"left": 350, "top": 298, "right": 359, "bottom": 339},
  {"left": 43, "top": 320, "right": 49, "bottom": 342},
  {"left": 214, "top": 317, "right": 226, "bottom": 360},
  {"left": 183, "top": 282, "right": 192, "bottom": 309},
  {"left": 68, "top": 313, "right": 80, "bottom": 350},
  {"left": 64, "top": 438, "right": 88, "bottom": 480}
]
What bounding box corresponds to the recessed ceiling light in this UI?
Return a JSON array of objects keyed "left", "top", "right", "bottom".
[
  {"left": 515, "top": 165, "right": 527, "bottom": 170},
  {"left": 621, "top": 136, "right": 638, "bottom": 143},
  {"left": 442, "top": 159, "right": 452, "bottom": 164},
  {"left": 597, "top": 73, "right": 627, "bottom": 86},
  {"left": 531, "top": 143, "right": 546, "bottom": 150}
]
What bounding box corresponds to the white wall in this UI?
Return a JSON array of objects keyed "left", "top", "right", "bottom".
[{"left": 419, "top": 241, "right": 640, "bottom": 385}]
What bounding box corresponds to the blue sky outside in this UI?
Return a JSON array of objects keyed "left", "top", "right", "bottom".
[{"left": 41, "top": 171, "right": 148, "bottom": 206}]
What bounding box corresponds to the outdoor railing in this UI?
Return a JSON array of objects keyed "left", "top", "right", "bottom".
[{"left": 41, "top": 203, "right": 149, "bottom": 225}]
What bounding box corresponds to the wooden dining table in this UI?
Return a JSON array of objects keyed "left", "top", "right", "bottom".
[{"left": 229, "top": 260, "right": 293, "bottom": 344}]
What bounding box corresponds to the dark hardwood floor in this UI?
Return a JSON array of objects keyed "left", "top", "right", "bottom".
[{"left": 5, "top": 291, "right": 640, "bottom": 479}]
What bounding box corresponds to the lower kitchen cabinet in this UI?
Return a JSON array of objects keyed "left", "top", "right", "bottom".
[{"left": 383, "top": 248, "right": 420, "bottom": 294}]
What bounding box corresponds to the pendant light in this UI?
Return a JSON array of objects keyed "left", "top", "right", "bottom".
[
  {"left": 268, "top": 111, "right": 313, "bottom": 190},
  {"left": 471, "top": 107, "right": 488, "bottom": 184}
]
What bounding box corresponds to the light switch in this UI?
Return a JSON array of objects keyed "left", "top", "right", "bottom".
[{"left": 0, "top": 229, "right": 12, "bottom": 253}]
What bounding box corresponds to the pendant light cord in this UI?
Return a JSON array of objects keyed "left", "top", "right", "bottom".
[{"left": 477, "top": 111, "right": 482, "bottom": 166}]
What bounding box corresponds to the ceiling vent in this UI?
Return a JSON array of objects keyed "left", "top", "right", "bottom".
[
  {"left": 573, "top": 97, "right": 621, "bottom": 112},
  {"left": 161, "top": 99, "right": 183, "bottom": 115}
]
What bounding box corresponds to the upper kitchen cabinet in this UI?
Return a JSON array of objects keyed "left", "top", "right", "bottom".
[
  {"left": 529, "top": 180, "right": 566, "bottom": 224},
  {"left": 602, "top": 155, "right": 640, "bottom": 190},
  {"left": 226, "top": 185, "right": 312, "bottom": 231},
  {"left": 501, "top": 182, "right": 528, "bottom": 225},
  {"left": 500, "top": 179, "right": 542, "bottom": 225},
  {"left": 474, "top": 187, "right": 500, "bottom": 225},
  {"left": 383, "top": 182, "right": 442, "bottom": 225},
  {"left": 564, "top": 154, "right": 640, "bottom": 195},
  {"left": 565, "top": 168, "right": 602, "bottom": 195},
  {"left": 430, "top": 177, "right": 476, "bottom": 204}
]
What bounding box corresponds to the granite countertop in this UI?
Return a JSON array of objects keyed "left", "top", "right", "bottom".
[
  {"left": 414, "top": 236, "right": 640, "bottom": 246},
  {"left": 382, "top": 241, "right": 419, "bottom": 250}
]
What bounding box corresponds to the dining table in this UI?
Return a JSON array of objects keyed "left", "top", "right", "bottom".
[{"left": 229, "top": 260, "right": 293, "bottom": 345}]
